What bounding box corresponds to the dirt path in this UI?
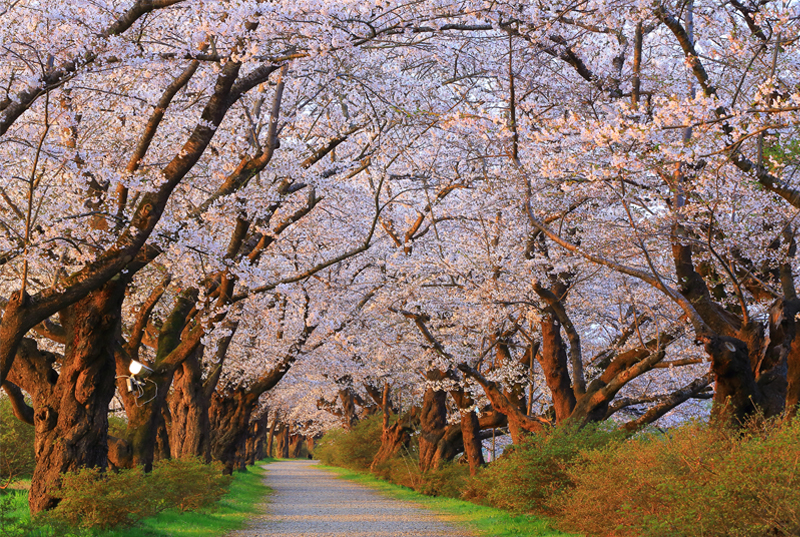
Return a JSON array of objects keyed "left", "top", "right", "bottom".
[{"left": 230, "top": 460, "right": 473, "bottom": 537}]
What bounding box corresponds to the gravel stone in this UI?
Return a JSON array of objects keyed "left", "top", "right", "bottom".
[{"left": 230, "top": 460, "right": 474, "bottom": 537}]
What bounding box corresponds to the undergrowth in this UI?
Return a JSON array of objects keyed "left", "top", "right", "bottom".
[
  {"left": 316, "top": 413, "right": 800, "bottom": 537},
  {"left": 0, "top": 458, "right": 274, "bottom": 537}
]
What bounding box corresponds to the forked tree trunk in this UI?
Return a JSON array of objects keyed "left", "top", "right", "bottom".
[
  {"left": 418, "top": 384, "right": 449, "bottom": 472},
  {"left": 339, "top": 389, "right": 359, "bottom": 430},
  {"left": 13, "top": 279, "right": 126, "bottom": 513},
  {"left": 371, "top": 407, "right": 419, "bottom": 471},
  {"left": 538, "top": 315, "right": 576, "bottom": 424}
]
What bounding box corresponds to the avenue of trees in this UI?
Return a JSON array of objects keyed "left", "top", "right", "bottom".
[{"left": 0, "top": 0, "right": 798, "bottom": 520}]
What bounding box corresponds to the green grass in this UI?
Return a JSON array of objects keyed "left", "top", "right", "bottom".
[
  {"left": 316, "top": 465, "right": 574, "bottom": 537},
  {"left": 0, "top": 459, "right": 274, "bottom": 537}
]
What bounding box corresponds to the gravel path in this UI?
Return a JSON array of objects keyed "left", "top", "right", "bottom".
[{"left": 230, "top": 460, "right": 474, "bottom": 537}]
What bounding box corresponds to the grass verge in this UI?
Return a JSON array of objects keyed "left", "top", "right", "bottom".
[
  {"left": 0, "top": 459, "right": 274, "bottom": 537},
  {"left": 316, "top": 465, "right": 573, "bottom": 537}
]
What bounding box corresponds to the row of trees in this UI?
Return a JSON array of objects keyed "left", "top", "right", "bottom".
[{"left": 0, "top": 0, "right": 798, "bottom": 514}]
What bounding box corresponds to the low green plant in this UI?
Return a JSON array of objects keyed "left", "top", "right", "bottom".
[
  {"left": 47, "top": 458, "right": 232, "bottom": 529},
  {"left": 477, "top": 420, "right": 625, "bottom": 513},
  {"left": 148, "top": 458, "right": 230, "bottom": 512},
  {"left": 47, "top": 467, "right": 157, "bottom": 529},
  {"left": 2, "top": 459, "right": 273, "bottom": 537},
  {"left": 416, "top": 461, "right": 470, "bottom": 498},
  {"left": 314, "top": 414, "right": 384, "bottom": 471}
]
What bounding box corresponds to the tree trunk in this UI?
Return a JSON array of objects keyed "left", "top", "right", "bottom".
[
  {"left": 765, "top": 298, "right": 800, "bottom": 418},
  {"left": 266, "top": 414, "right": 279, "bottom": 458},
  {"left": 209, "top": 388, "right": 256, "bottom": 474},
  {"left": 118, "top": 369, "right": 175, "bottom": 471},
  {"left": 288, "top": 433, "right": 304, "bottom": 458},
  {"left": 167, "top": 349, "right": 211, "bottom": 461},
  {"left": 14, "top": 279, "right": 126, "bottom": 513},
  {"left": 275, "top": 423, "right": 290, "bottom": 458},
  {"left": 246, "top": 408, "right": 269, "bottom": 465},
  {"left": 154, "top": 406, "right": 171, "bottom": 462},
  {"left": 371, "top": 407, "right": 419, "bottom": 471},
  {"left": 538, "top": 314, "right": 576, "bottom": 424},
  {"left": 418, "top": 383, "right": 448, "bottom": 472},
  {"left": 306, "top": 435, "right": 318, "bottom": 458},
  {"left": 703, "top": 335, "right": 765, "bottom": 424},
  {"left": 339, "top": 389, "right": 359, "bottom": 430},
  {"left": 449, "top": 390, "right": 484, "bottom": 474}
]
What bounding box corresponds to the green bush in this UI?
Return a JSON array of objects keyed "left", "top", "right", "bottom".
[
  {"left": 45, "top": 467, "right": 151, "bottom": 529},
  {"left": 0, "top": 398, "right": 35, "bottom": 480},
  {"left": 477, "top": 420, "right": 626, "bottom": 513},
  {"left": 315, "top": 414, "right": 384, "bottom": 471},
  {"left": 148, "top": 458, "right": 230, "bottom": 512},
  {"left": 371, "top": 451, "right": 421, "bottom": 490},
  {"left": 107, "top": 414, "right": 128, "bottom": 439},
  {"left": 47, "top": 458, "right": 232, "bottom": 529},
  {"left": 416, "top": 461, "right": 470, "bottom": 498},
  {"left": 555, "top": 418, "right": 800, "bottom": 537}
]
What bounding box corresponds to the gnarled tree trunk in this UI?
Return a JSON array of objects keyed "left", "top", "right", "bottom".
[
  {"left": 167, "top": 348, "right": 211, "bottom": 461},
  {"left": 418, "top": 377, "right": 449, "bottom": 472},
  {"left": 371, "top": 407, "right": 419, "bottom": 471},
  {"left": 209, "top": 388, "right": 256, "bottom": 474},
  {"left": 10, "top": 279, "right": 125, "bottom": 513}
]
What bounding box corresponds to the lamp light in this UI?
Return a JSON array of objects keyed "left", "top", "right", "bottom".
[{"left": 128, "top": 360, "right": 153, "bottom": 376}]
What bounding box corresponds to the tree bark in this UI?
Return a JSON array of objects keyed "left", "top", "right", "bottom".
[
  {"left": 339, "top": 388, "right": 359, "bottom": 430},
  {"left": 246, "top": 408, "right": 269, "bottom": 465},
  {"left": 10, "top": 278, "right": 126, "bottom": 513},
  {"left": 371, "top": 407, "right": 419, "bottom": 471},
  {"left": 209, "top": 388, "right": 256, "bottom": 474},
  {"left": 418, "top": 373, "right": 449, "bottom": 472},
  {"left": 266, "top": 413, "right": 279, "bottom": 458},
  {"left": 274, "top": 423, "right": 290, "bottom": 458},
  {"left": 167, "top": 348, "right": 211, "bottom": 461},
  {"left": 450, "top": 390, "right": 485, "bottom": 475},
  {"left": 538, "top": 314, "right": 576, "bottom": 424}
]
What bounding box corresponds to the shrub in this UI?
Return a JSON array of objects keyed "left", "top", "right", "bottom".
[
  {"left": 0, "top": 398, "right": 35, "bottom": 480},
  {"left": 47, "top": 467, "right": 153, "bottom": 529},
  {"left": 371, "top": 450, "right": 421, "bottom": 490},
  {"left": 315, "top": 414, "right": 384, "bottom": 471},
  {"left": 47, "top": 458, "right": 232, "bottom": 529},
  {"left": 477, "top": 420, "right": 626, "bottom": 513},
  {"left": 416, "top": 461, "right": 470, "bottom": 498},
  {"left": 107, "top": 413, "right": 128, "bottom": 439},
  {"left": 555, "top": 418, "right": 800, "bottom": 537},
  {"left": 148, "top": 458, "right": 231, "bottom": 512}
]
